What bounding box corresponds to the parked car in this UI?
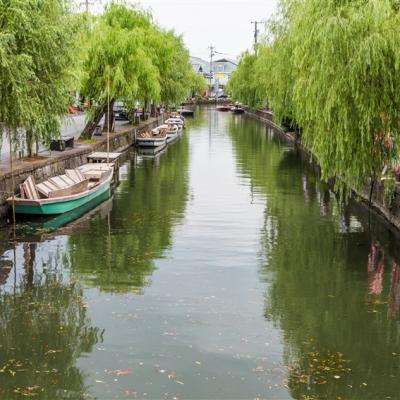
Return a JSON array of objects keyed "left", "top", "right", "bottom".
[{"left": 113, "top": 101, "right": 129, "bottom": 120}]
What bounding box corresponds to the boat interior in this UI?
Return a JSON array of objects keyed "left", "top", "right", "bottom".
[{"left": 18, "top": 164, "right": 112, "bottom": 201}]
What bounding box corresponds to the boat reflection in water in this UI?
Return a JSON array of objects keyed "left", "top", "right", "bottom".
[
  {"left": 136, "top": 144, "right": 167, "bottom": 159},
  {"left": 15, "top": 187, "right": 113, "bottom": 237}
]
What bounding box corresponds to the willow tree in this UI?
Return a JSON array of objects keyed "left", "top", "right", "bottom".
[
  {"left": 153, "top": 29, "right": 206, "bottom": 105},
  {"left": 227, "top": 52, "right": 263, "bottom": 109},
  {"left": 0, "top": 0, "right": 77, "bottom": 157},
  {"left": 255, "top": 1, "right": 298, "bottom": 129},
  {"left": 265, "top": 0, "right": 400, "bottom": 195},
  {"left": 80, "top": 2, "right": 160, "bottom": 138},
  {"left": 140, "top": 26, "right": 205, "bottom": 113}
]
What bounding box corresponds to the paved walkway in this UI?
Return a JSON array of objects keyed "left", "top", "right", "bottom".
[
  {"left": 0, "top": 115, "right": 138, "bottom": 175},
  {"left": 0, "top": 113, "right": 132, "bottom": 172}
]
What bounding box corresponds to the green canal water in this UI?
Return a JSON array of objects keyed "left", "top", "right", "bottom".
[{"left": 0, "top": 107, "right": 399, "bottom": 399}]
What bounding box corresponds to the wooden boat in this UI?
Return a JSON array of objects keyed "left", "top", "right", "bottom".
[
  {"left": 154, "top": 124, "right": 179, "bottom": 144},
  {"left": 170, "top": 111, "right": 185, "bottom": 122},
  {"left": 136, "top": 129, "right": 167, "bottom": 147},
  {"left": 216, "top": 105, "right": 231, "bottom": 112},
  {"left": 8, "top": 164, "right": 113, "bottom": 215},
  {"left": 165, "top": 118, "right": 184, "bottom": 131},
  {"left": 231, "top": 106, "right": 245, "bottom": 114},
  {"left": 178, "top": 108, "right": 194, "bottom": 117},
  {"left": 17, "top": 189, "right": 112, "bottom": 234}
]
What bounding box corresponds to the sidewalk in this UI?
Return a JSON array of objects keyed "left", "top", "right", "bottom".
[
  {"left": 0, "top": 116, "right": 135, "bottom": 175},
  {"left": 0, "top": 113, "right": 129, "bottom": 173}
]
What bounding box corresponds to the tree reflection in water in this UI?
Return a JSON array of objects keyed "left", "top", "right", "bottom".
[
  {"left": 67, "top": 133, "right": 190, "bottom": 293},
  {"left": 228, "top": 116, "right": 400, "bottom": 400},
  {"left": 0, "top": 239, "right": 101, "bottom": 399}
]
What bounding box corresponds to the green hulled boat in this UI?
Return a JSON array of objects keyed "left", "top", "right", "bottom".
[{"left": 8, "top": 164, "right": 113, "bottom": 216}]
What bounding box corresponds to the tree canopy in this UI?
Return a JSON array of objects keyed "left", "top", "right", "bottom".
[
  {"left": 80, "top": 1, "right": 205, "bottom": 137},
  {"left": 227, "top": 0, "right": 400, "bottom": 195},
  {"left": 0, "top": 0, "right": 205, "bottom": 148},
  {"left": 0, "top": 0, "right": 77, "bottom": 156}
]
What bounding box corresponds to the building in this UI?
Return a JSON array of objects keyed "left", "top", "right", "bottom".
[
  {"left": 190, "top": 56, "right": 209, "bottom": 75},
  {"left": 190, "top": 56, "right": 238, "bottom": 92},
  {"left": 212, "top": 58, "right": 238, "bottom": 87}
]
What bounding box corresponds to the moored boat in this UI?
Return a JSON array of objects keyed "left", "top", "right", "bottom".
[
  {"left": 170, "top": 111, "right": 185, "bottom": 122},
  {"left": 154, "top": 124, "right": 180, "bottom": 144},
  {"left": 231, "top": 106, "right": 245, "bottom": 114},
  {"left": 136, "top": 129, "right": 167, "bottom": 147},
  {"left": 178, "top": 107, "right": 194, "bottom": 117},
  {"left": 8, "top": 164, "right": 114, "bottom": 215},
  {"left": 165, "top": 118, "right": 184, "bottom": 131}
]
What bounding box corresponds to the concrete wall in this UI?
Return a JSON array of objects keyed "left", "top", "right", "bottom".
[{"left": 0, "top": 116, "right": 163, "bottom": 222}]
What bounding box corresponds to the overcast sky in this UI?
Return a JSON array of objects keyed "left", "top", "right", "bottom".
[{"left": 90, "top": 0, "right": 278, "bottom": 61}]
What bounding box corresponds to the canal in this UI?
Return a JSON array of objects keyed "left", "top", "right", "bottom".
[{"left": 0, "top": 107, "right": 399, "bottom": 399}]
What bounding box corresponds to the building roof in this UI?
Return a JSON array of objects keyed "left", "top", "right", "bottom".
[
  {"left": 214, "top": 58, "right": 238, "bottom": 66},
  {"left": 190, "top": 56, "right": 210, "bottom": 73}
]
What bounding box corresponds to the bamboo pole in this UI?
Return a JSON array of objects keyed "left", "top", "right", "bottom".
[
  {"left": 107, "top": 66, "right": 110, "bottom": 166},
  {"left": 8, "top": 132, "right": 16, "bottom": 240}
]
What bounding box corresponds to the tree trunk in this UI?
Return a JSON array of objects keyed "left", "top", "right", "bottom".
[
  {"left": 23, "top": 242, "right": 36, "bottom": 289},
  {"left": 143, "top": 100, "right": 149, "bottom": 120},
  {"left": 103, "top": 100, "right": 115, "bottom": 133},
  {"left": 26, "top": 129, "right": 33, "bottom": 158},
  {"left": 150, "top": 102, "right": 157, "bottom": 117},
  {"left": 369, "top": 174, "right": 376, "bottom": 208},
  {"left": 80, "top": 102, "right": 109, "bottom": 140}
]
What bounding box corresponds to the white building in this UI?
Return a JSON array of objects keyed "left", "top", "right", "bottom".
[{"left": 190, "top": 56, "right": 238, "bottom": 91}]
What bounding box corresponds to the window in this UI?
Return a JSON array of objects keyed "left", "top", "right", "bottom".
[{"left": 217, "top": 64, "right": 224, "bottom": 72}]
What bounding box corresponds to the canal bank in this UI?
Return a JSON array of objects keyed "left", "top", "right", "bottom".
[
  {"left": 0, "top": 115, "right": 165, "bottom": 221},
  {"left": 245, "top": 108, "right": 400, "bottom": 233}
]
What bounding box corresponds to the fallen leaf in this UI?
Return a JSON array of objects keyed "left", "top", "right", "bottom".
[{"left": 115, "top": 370, "right": 130, "bottom": 376}]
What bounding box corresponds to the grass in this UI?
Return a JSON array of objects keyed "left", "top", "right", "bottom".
[{"left": 78, "top": 139, "right": 97, "bottom": 145}]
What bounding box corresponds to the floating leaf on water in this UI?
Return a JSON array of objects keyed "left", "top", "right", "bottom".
[{"left": 114, "top": 370, "right": 130, "bottom": 376}]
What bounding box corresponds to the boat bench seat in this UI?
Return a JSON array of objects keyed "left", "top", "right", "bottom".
[
  {"left": 36, "top": 181, "right": 59, "bottom": 198},
  {"left": 65, "top": 168, "right": 86, "bottom": 184},
  {"left": 36, "top": 169, "right": 90, "bottom": 199},
  {"left": 21, "top": 176, "right": 40, "bottom": 200},
  {"left": 81, "top": 170, "right": 108, "bottom": 180},
  {"left": 78, "top": 164, "right": 111, "bottom": 181},
  {"left": 48, "top": 175, "right": 75, "bottom": 189},
  {"left": 37, "top": 179, "right": 89, "bottom": 198}
]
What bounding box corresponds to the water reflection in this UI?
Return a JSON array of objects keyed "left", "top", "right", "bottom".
[
  {"left": 0, "top": 109, "right": 399, "bottom": 399},
  {"left": 389, "top": 262, "right": 400, "bottom": 320},
  {"left": 0, "top": 247, "right": 101, "bottom": 399},
  {"left": 228, "top": 116, "right": 400, "bottom": 399},
  {"left": 67, "top": 133, "right": 190, "bottom": 293}
]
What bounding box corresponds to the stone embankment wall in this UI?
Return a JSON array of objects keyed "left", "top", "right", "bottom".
[
  {"left": 245, "top": 108, "right": 400, "bottom": 232},
  {"left": 0, "top": 116, "right": 163, "bottom": 221}
]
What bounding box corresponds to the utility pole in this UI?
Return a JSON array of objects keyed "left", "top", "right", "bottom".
[
  {"left": 208, "top": 45, "right": 215, "bottom": 93},
  {"left": 80, "top": 0, "right": 94, "bottom": 14},
  {"left": 251, "top": 21, "right": 263, "bottom": 55}
]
